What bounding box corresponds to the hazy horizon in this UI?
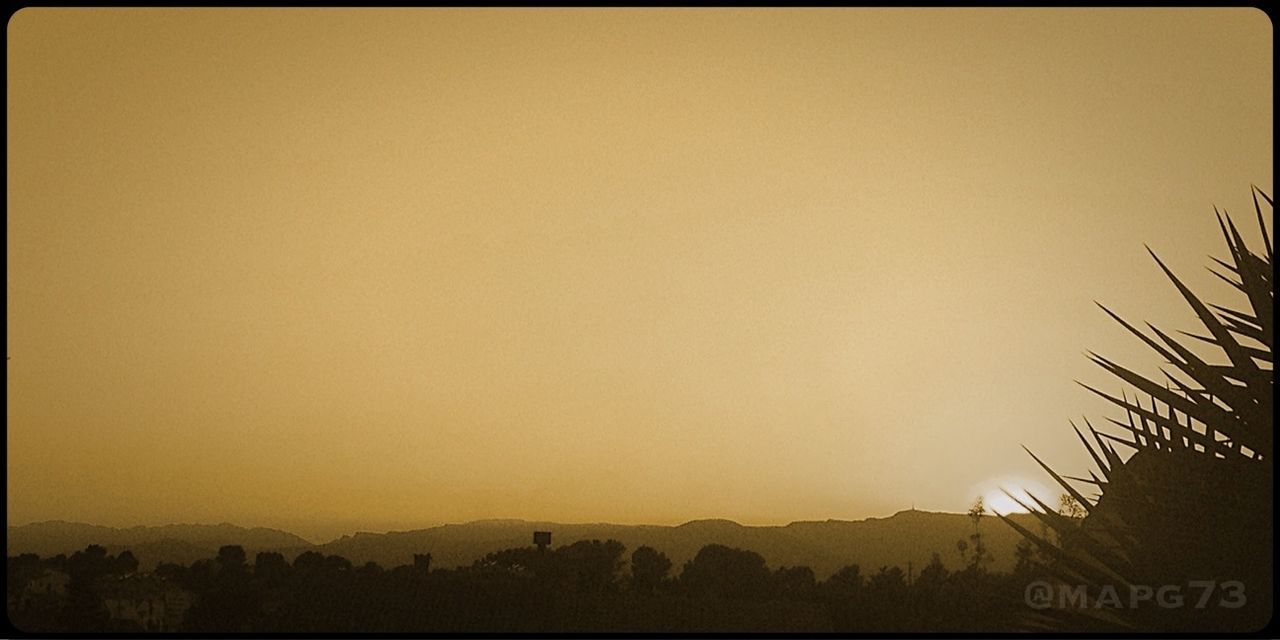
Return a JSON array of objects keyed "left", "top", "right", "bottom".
[
  {"left": 7, "top": 8, "right": 1273, "bottom": 547},
  {"left": 10, "top": 504, "right": 990, "bottom": 545}
]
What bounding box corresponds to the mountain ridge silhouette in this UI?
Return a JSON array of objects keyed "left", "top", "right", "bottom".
[{"left": 9, "top": 508, "right": 1040, "bottom": 579}]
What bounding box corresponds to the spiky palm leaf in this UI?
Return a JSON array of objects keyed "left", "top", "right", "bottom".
[{"left": 1007, "top": 187, "right": 1274, "bottom": 632}]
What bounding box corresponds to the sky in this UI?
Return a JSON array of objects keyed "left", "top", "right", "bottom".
[{"left": 6, "top": 8, "right": 1272, "bottom": 543}]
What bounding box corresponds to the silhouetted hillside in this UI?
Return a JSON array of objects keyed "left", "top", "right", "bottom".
[
  {"left": 6, "top": 521, "right": 311, "bottom": 569},
  {"left": 9, "top": 510, "right": 1039, "bottom": 578},
  {"left": 315, "top": 509, "right": 1040, "bottom": 579}
]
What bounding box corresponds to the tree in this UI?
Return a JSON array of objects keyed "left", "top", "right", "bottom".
[
  {"left": 679, "top": 544, "right": 772, "bottom": 600},
  {"left": 216, "top": 545, "right": 247, "bottom": 574},
  {"left": 413, "top": 553, "right": 432, "bottom": 574},
  {"left": 629, "top": 546, "right": 671, "bottom": 594},
  {"left": 773, "top": 565, "right": 816, "bottom": 601},
  {"left": 553, "top": 539, "right": 625, "bottom": 593},
  {"left": 822, "top": 563, "right": 865, "bottom": 631},
  {"left": 292, "top": 551, "right": 325, "bottom": 572},
  {"left": 254, "top": 552, "right": 289, "bottom": 582},
  {"left": 7, "top": 553, "right": 42, "bottom": 597},
  {"left": 323, "top": 555, "right": 352, "bottom": 573},
  {"left": 64, "top": 545, "right": 113, "bottom": 630},
  {"left": 863, "top": 565, "right": 911, "bottom": 630},
  {"left": 1057, "top": 493, "right": 1085, "bottom": 519},
  {"left": 114, "top": 550, "right": 138, "bottom": 575},
  {"left": 826, "top": 564, "right": 863, "bottom": 592},
  {"left": 189, "top": 546, "right": 257, "bottom": 631},
  {"left": 67, "top": 545, "right": 110, "bottom": 579},
  {"left": 916, "top": 552, "right": 949, "bottom": 590},
  {"left": 962, "top": 496, "right": 990, "bottom": 570},
  {"left": 1012, "top": 540, "right": 1036, "bottom": 576},
  {"left": 967, "top": 496, "right": 985, "bottom": 523},
  {"left": 471, "top": 546, "right": 541, "bottom": 576},
  {"left": 867, "top": 565, "right": 907, "bottom": 592}
]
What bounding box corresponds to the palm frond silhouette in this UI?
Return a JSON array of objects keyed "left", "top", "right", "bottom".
[{"left": 1006, "top": 186, "right": 1273, "bottom": 632}]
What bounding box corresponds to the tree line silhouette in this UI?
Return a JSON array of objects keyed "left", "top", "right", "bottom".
[{"left": 10, "top": 523, "right": 1058, "bottom": 633}]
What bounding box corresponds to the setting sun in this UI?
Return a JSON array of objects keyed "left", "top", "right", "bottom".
[
  {"left": 969, "top": 476, "right": 1058, "bottom": 516},
  {"left": 983, "top": 488, "right": 1036, "bottom": 515}
]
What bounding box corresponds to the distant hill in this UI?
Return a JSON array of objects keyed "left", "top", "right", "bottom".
[
  {"left": 5, "top": 521, "right": 313, "bottom": 570},
  {"left": 314, "top": 510, "right": 1042, "bottom": 579},
  {"left": 8, "top": 510, "right": 1043, "bottom": 579}
]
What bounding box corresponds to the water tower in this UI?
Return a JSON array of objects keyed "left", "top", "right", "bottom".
[{"left": 533, "top": 531, "right": 551, "bottom": 552}]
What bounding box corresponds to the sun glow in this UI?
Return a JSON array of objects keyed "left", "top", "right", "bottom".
[
  {"left": 983, "top": 488, "right": 1035, "bottom": 515},
  {"left": 971, "top": 477, "right": 1057, "bottom": 516}
]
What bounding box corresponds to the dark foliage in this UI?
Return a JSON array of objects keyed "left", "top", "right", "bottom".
[
  {"left": 1012, "top": 187, "right": 1274, "bottom": 632},
  {"left": 9, "top": 538, "right": 1047, "bottom": 632}
]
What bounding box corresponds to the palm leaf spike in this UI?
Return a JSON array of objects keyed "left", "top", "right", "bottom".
[
  {"left": 1209, "top": 309, "right": 1270, "bottom": 349},
  {"left": 1120, "top": 388, "right": 1146, "bottom": 449},
  {"left": 994, "top": 501, "right": 1090, "bottom": 579},
  {"left": 1220, "top": 319, "right": 1270, "bottom": 350},
  {"left": 1145, "top": 323, "right": 1260, "bottom": 424},
  {"left": 1220, "top": 210, "right": 1265, "bottom": 299},
  {"left": 1022, "top": 445, "right": 1092, "bottom": 514},
  {"left": 1171, "top": 384, "right": 1192, "bottom": 449},
  {"left": 1146, "top": 247, "right": 1265, "bottom": 390},
  {"left": 1063, "top": 474, "right": 1103, "bottom": 486},
  {"left": 1144, "top": 328, "right": 1255, "bottom": 405},
  {"left": 1085, "top": 469, "right": 1106, "bottom": 495},
  {"left": 1121, "top": 398, "right": 1150, "bottom": 450},
  {"left": 1214, "top": 209, "right": 1246, "bottom": 293},
  {"left": 1093, "top": 303, "right": 1186, "bottom": 372},
  {"left": 1177, "top": 331, "right": 1271, "bottom": 363},
  {"left": 1157, "top": 391, "right": 1172, "bottom": 448},
  {"left": 1162, "top": 373, "right": 1225, "bottom": 430},
  {"left": 1018, "top": 491, "right": 1141, "bottom": 580},
  {"left": 1071, "top": 420, "right": 1111, "bottom": 480},
  {"left": 1251, "top": 185, "right": 1273, "bottom": 261},
  {"left": 1096, "top": 430, "right": 1138, "bottom": 451},
  {"left": 1159, "top": 390, "right": 1176, "bottom": 448},
  {"left": 1216, "top": 245, "right": 1275, "bottom": 346},
  {"left": 997, "top": 490, "right": 1135, "bottom": 586},
  {"left": 1088, "top": 415, "right": 1138, "bottom": 454},
  {"left": 1104, "top": 413, "right": 1177, "bottom": 453},
  {"left": 1146, "top": 389, "right": 1167, "bottom": 450},
  {"left": 1209, "top": 254, "right": 1239, "bottom": 277},
  {"left": 1147, "top": 323, "right": 1248, "bottom": 395},
  {"left": 1211, "top": 304, "right": 1263, "bottom": 330},
  {"left": 997, "top": 512, "right": 1098, "bottom": 586},
  {"left": 1216, "top": 208, "right": 1246, "bottom": 269},
  {"left": 1216, "top": 209, "right": 1267, "bottom": 299},
  {"left": 1161, "top": 378, "right": 1182, "bottom": 449},
  {"left": 1057, "top": 471, "right": 1106, "bottom": 502},
  {"left": 1208, "top": 265, "right": 1245, "bottom": 291},
  {"left": 1082, "top": 417, "right": 1124, "bottom": 471},
  {"left": 1217, "top": 211, "right": 1272, "bottom": 332},
  {"left": 1086, "top": 353, "right": 1235, "bottom": 441},
  {"left": 1102, "top": 418, "right": 1144, "bottom": 450},
  {"left": 1083, "top": 382, "right": 1232, "bottom": 455}
]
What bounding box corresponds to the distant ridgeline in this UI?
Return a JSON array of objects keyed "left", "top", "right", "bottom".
[{"left": 9, "top": 510, "right": 1041, "bottom": 579}]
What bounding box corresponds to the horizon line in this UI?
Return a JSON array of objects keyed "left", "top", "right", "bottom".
[{"left": 7, "top": 506, "right": 1029, "bottom": 546}]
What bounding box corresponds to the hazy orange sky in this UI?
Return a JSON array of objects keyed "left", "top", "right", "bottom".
[{"left": 7, "top": 8, "right": 1272, "bottom": 542}]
